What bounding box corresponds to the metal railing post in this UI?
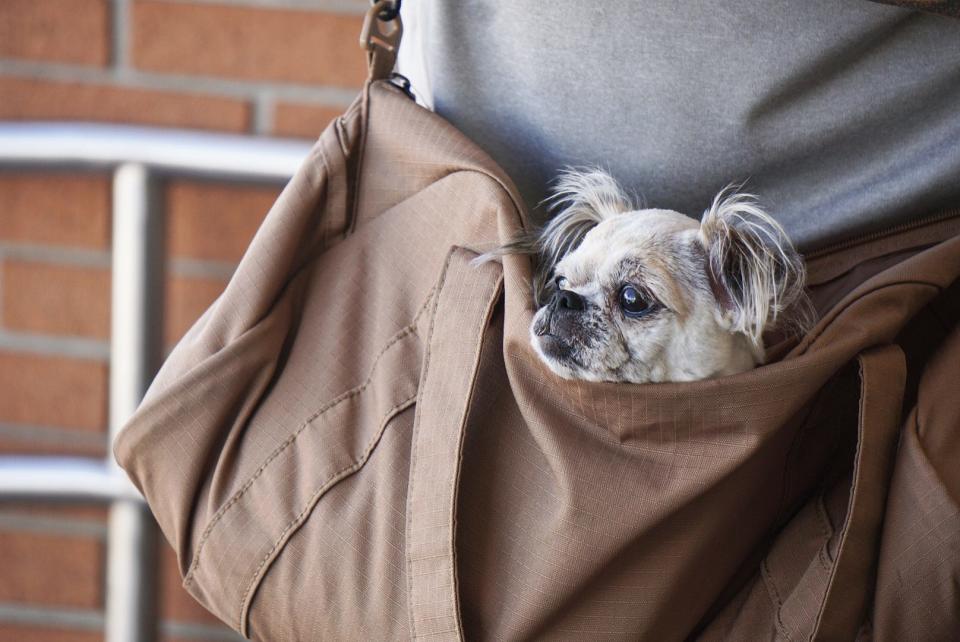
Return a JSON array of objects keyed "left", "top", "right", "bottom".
[
  {"left": 106, "top": 163, "right": 163, "bottom": 642},
  {"left": 0, "top": 121, "right": 310, "bottom": 639}
]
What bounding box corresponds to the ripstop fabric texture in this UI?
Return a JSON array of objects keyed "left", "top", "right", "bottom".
[{"left": 115, "top": 80, "right": 960, "bottom": 641}]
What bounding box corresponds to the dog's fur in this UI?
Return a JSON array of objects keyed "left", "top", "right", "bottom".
[{"left": 485, "top": 169, "right": 812, "bottom": 383}]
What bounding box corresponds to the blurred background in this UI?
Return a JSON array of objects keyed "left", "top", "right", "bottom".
[{"left": 0, "top": 1, "right": 369, "bottom": 640}]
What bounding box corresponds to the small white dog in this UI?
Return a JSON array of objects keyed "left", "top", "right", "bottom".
[{"left": 492, "top": 169, "right": 812, "bottom": 383}]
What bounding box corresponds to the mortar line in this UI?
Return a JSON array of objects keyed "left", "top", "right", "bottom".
[
  {"left": 0, "top": 242, "right": 112, "bottom": 269},
  {"left": 0, "top": 242, "right": 238, "bottom": 279},
  {"left": 0, "top": 58, "right": 360, "bottom": 106},
  {"left": 0, "top": 421, "right": 109, "bottom": 449},
  {"left": 163, "top": 619, "right": 247, "bottom": 642},
  {"left": 171, "top": 257, "right": 237, "bottom": 280},
  {"left": 0, "top": 329, "right": 110, "bottom": 361},
  {"left": 0, "top": 512, "right": 109, "bottom": 539}
]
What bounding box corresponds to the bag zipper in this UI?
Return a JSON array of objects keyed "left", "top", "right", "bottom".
[{"left": 805, "top": 208, "right": 960, "bottom": 260}]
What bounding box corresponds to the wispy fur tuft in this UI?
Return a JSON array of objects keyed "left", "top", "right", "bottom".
[
  {"left": 700, "top": 186, "right": 814, "bottom": 348},
  {"left": 476, "top": 168, "right": 634, "bottom": 302}
]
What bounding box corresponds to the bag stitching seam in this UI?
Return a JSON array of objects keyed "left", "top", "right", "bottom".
[
  {"left": 183, "top": 287, "right": 436, "bottom": 588},
  {"left": 761, "top": 557, "right": 792, "bottom": 641},
  {"left": 815, "top": 493, "right": 834, "bottom": 570},
  {"left": 405, "top": 249, "right": 456, "bottom": 641},
  {"left": 238, "top": 389, "right": 420, "bottom": 634},
  {"left": 446, "top": 272, "right": 503, "bottom": 641},
  {"left": 810, "top": 354, "right": 873, "bottom": 640}
]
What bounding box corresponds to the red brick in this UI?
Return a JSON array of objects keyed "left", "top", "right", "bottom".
[
  {"left": 0, "top": 0, "right": 110, "bottom": 66},
  {"left": 2, "top": 259, "right": 229, "bottom": 346},
  {"left": 158, "top": 542, "right": 221, "bottom": 626},
  {"left": 0, "top": 624, "right": 101, "bottom": 642},
  {"left": 273, "top": 102, "right": 343, "bottom": 139},
  {"left": 0, "top": 77, "right": 251, "bottom": 133},
  {"left": 132, "top": 1, "right": 367, "bottom": 88},
  {"left": 0, "top": 530, "right": 104, "bottom": 609},
  {"left": 2, "top": 261, "right": 111, "bottom": 339},
  {"left": 166, "top": 275, "right": 228, "bottom": 347},
  {"left": 166, "top": 180, "right": 277, "bottom": 262},
  {"left": 0, "top": 173, "right": 111, "bottom": 249},
  {"left": 0, "top": 352, "right": 107, "bottom": 433}
]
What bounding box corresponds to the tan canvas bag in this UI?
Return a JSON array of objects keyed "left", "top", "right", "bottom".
[{"left": 116, "top": 7, "right": 960, "bottom": 640}]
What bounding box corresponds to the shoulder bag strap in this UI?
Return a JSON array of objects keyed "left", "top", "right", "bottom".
[
  {"left": 405, "top": 248, "right": 503, "bottom": 641},
  {"left": 812, "top": 344, "right": 906, "bottom": 641}
]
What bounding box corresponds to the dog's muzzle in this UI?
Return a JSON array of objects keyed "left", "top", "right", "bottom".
[{"left": 534, "top": 289, "right": 585, "bottom": 337}]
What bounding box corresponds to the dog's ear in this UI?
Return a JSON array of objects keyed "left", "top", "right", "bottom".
[
  {"left": 700, "top": 187, "right": 812, "bottom": 349},
  {"left": 479, "top": 168, "right": 633, "bottom": 303}
]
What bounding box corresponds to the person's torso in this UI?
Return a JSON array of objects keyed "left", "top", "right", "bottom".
[{"left": 398, "top": 0, "right": 960, "bottom": 251}]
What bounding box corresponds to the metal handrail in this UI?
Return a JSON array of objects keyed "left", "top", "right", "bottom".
[
  {"left": 0, "top": 121, "right": 312, "bottom": 179},
  {"left": 0, "top": 121, "right": 312, "bottom": 642},
  {"left": 0, "top": 456, "right": 142, "bottom": 501}
]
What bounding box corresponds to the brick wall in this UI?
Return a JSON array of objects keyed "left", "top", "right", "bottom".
[{"left": 0, "top": 1, "right": 369, "bottom": 640}]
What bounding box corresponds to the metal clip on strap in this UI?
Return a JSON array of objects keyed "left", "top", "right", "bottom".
[{"left": 361, "top": 1, "right": 403, "bottom": 81}]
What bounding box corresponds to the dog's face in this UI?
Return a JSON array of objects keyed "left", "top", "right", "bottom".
[
  {"left": 532, "top": 209, "right": 758, "bottom": 382},
  {"left": 508, "top": 169, "right": 809, "bottom": 383}
]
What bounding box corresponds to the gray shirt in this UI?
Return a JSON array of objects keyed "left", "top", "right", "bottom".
[{"left": 397, "top": 0, "right": 960, "bottom": 251}]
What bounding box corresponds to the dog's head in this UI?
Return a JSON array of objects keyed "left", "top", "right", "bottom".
[{"left": 500, "top": 169, "right": 810, "bottom": 383}]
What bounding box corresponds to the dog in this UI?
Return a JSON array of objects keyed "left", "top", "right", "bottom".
[{"left": 487, "top": 169, "right": 812, "bottom": 383}]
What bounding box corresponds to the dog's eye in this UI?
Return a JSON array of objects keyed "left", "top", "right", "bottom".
[
  {"left": 619, "top": 285, "right": 653, "bottom": 318},
  {"left": 554, "top": 275, "right": 568, "bottom": 290}
]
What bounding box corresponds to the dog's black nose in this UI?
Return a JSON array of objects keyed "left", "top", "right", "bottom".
[{"left": 553, "top": 289, "right": 584, "bottom": 311}]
